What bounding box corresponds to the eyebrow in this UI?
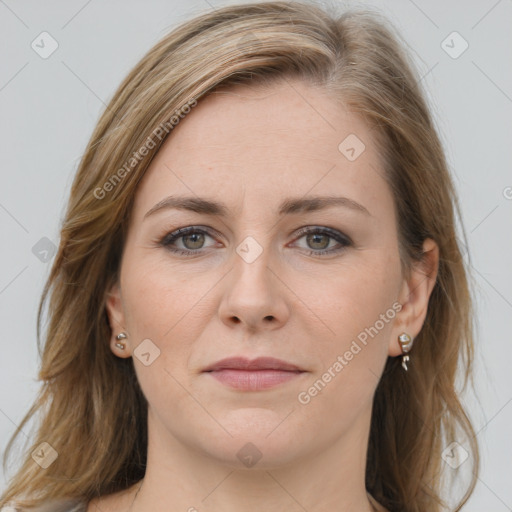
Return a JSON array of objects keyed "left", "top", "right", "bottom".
[{"left": 143, "top": 194, "right": 371, "bottom": 219}]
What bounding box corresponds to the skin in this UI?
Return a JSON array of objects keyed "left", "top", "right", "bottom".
[{"left": 91, "top": 79, "right": 438, "bottom": 512}]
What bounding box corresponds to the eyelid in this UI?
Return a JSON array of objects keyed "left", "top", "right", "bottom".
[
  {"left": 288, "top": 226, "right": 352, "bottom": 256},
  {"left": 291, "top": 225, "right": 353, "bottom": 245},
  {"left": 159, "top": 226, "right": 221, "bottom": 247},
  {"left": 158, "top": 224, "right": 352, "bottom": 257}
]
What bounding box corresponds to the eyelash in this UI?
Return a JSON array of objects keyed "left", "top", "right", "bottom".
[{"left": 158, "top": 225, "right": 352, "bottom": 257}]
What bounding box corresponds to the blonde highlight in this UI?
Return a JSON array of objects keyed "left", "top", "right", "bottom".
[{"left": 1, "top": 2, "right": 479, "bottom": 511}]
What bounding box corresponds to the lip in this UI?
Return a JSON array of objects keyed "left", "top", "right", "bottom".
[
  {"left": 203, "top": 356, "right": 304, "bottom": 372},
  {"left": 202, "top": 357, "right": 306, "bottom": 391}
]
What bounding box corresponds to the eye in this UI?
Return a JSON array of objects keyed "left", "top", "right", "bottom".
[
  {"left": 159, "top": 226, "right": 220, "bottom": 255},
  {"left": 158, "top": 225, "right": 352, "bottom": 258},
  {"left": 292, "top": 226, "right": 352, "bottom": 256}
]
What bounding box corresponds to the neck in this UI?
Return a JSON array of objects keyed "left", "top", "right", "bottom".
[{"left": 129, "top": 407, "right": 376, "bottom": 512}]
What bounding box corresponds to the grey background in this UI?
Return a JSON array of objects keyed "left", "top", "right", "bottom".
[{"left": 1, "top": 0, "right": 511, "bottom": 509}]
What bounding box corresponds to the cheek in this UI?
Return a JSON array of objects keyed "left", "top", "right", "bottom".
[
  {"left": 120, "top": 258, "right": 206, "bottom": 414},
  {"left": 295, "top": 261, "right": 399, "bottom": 427},
  {"left": 310, "top": 248, "right": 401, "bottom": 368},
  {"left": 122, "top": 255, "right": 211, "bottom": 339}
]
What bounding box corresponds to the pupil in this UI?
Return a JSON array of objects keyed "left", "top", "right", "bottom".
[
  {"left": 308, "top": 233, "right": 328, "bottom": 250},
  {"left": 180, "top": 232, "right": 330, "bottom": 251},
  {"left": 184, "top": 233, "right": 204, "bottom": 249}
]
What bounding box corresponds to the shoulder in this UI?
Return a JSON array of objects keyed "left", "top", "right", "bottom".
[
  {"left": 1, "top": 499, "right": 87, "bottom": 512},
  {"left": 367, "top": 492, "right": 390, "bottom": 512},
  {"left": 1, "top": 481, "right": 140, "bottom": 512}
]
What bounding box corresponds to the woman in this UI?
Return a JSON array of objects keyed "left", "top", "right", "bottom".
[{"left": 0, "top": 2, "right": 479, "bottom": 511}]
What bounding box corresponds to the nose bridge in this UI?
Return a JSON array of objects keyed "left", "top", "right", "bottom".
[
  {"left": 231, "top": 232, "right": 275, "bottom": 296},
  {"left": 218, "top": 231, "right": 288, "bottom": 330}
]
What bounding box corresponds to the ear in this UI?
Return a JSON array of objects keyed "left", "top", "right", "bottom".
[
  {"left": 105, "top": 280, "right": 131, "bottom": 358},
  {"left": 388, "top": 238, "right": 439, "bottom": 357}
]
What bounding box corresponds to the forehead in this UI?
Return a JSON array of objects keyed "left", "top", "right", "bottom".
[{"left": 132, "top": 79, "right": 392, "bottom": 220}]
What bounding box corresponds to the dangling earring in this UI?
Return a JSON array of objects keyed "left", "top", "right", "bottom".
[
  {"left": 398, "top": 333, "right": 413, "bottom": 371},
  {"left": 115, "top": 332, "right": 127, "bottom": 349}
]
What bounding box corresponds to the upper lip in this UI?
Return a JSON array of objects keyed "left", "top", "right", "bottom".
[{"left": 203, "top": 357, "right": 304, "bottom": 372}]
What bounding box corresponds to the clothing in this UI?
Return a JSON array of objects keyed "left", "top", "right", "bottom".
[
  {"left": 3, "top": 495, "right": 386, "bottom": 512},
  {"left": 0, "top": 500, "right": 87, "bottom": 512},
  {"left": 368, "top": 492, "right": 390, "bottom": 512}
]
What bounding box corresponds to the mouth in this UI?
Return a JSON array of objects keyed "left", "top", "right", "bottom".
[{"left": 202, "top": 356, "right": 307, "bottom": 391}]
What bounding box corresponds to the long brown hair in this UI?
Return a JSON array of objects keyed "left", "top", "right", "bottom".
[{"left": 1, "top": 2, "right": 479, "bottom": 510}]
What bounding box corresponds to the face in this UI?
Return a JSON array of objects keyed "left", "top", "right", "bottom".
[{"left": 106, "top": 79, "right": 433, "bottom": 469}]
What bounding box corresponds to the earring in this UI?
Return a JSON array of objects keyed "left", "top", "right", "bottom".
[
  {"left": 398, "top": 333, "right": 414, "bottom": 371},
  {"left": 115, "top": 332, "right": 127, "bottom": 350}
]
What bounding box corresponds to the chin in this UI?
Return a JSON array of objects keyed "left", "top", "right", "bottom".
[
  {"left": 205, "top": 440, "right": 304, "bottom": 471},
  {"left": 194, "top": 410, "right": 308, "bottom": 469}
]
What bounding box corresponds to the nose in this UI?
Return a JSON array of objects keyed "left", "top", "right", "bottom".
[{"left": 218, "top": 239, "right": 290, "bottom": 333}]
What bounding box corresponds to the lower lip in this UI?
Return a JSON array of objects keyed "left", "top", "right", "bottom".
[{"left": 206, "top": 369, "right": 304, "bottom": 390}]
